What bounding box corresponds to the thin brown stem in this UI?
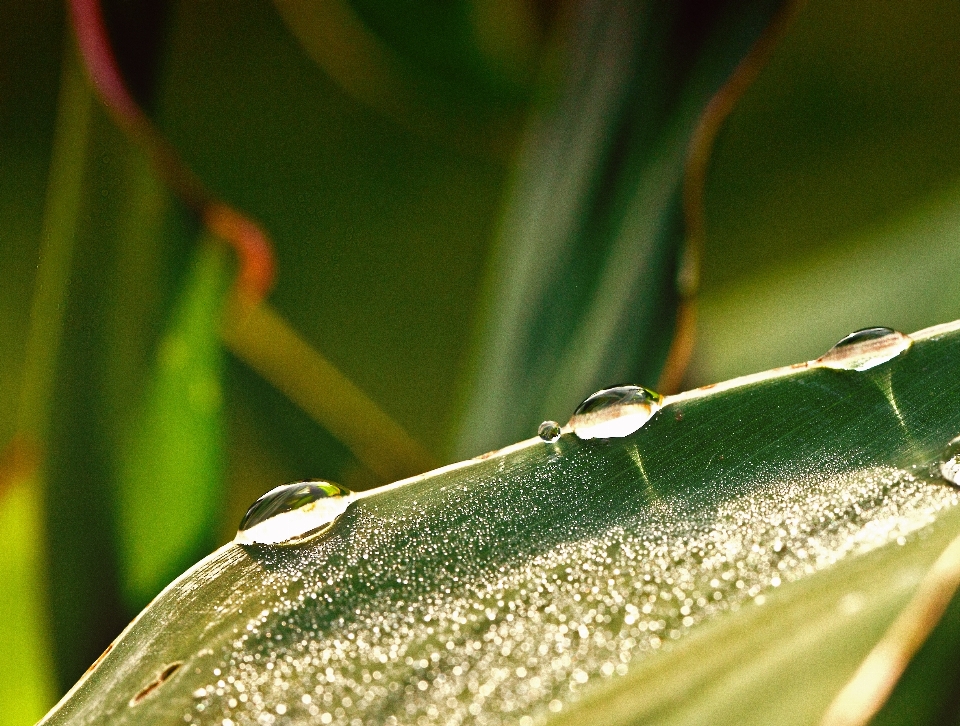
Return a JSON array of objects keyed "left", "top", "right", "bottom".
[
  {"left": 67, "top": 0, "right": 439, "bottom": 477},
  {"left": 659, "top": 0, "right": 808, "bottom": 392},
  {"left": 821, "top": 529, "right": 960, "bottom": 726}
]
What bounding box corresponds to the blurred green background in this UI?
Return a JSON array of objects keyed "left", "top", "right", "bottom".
[{"left": 2, "top": 0, "right": 960, "bottom": 723}]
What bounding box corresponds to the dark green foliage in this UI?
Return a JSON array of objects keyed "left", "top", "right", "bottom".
[{"left": 4, "top": 0, "right": 960, "bottom": 723}]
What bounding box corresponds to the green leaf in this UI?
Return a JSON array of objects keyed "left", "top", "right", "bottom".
[
  {"left": 118, "top": 240, "right": 229, "bottom": 607},
  {"left": 42, "top": 101, "right": 191, "bottom": 693},
  {"left": 156, "top": 0, "right": 510, "bottom": 455},
  {"left": 39, "top": 320, "right": 960, "bottom": 725},
  {"left": 862, "top": 536, "right": 960, "bottom": 725},
  {"left": 697, "top": 0, "right": 960, "bottom": 384},
  {"left": 270, "top": 0, "right": 536, "bottom": 150},
  {"left": 1, "top": 30, "right": 100, "bottom": 717},
  {"left": 0, "top": 482, "right": 56, "bottom": 725},
  {"left": 453, "top": 0, "right": 790, "bottom": 457}
]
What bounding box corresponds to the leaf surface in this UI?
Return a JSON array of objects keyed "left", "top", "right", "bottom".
[{"left": 40, "top": 321, "right": 960, "bottom": 725}]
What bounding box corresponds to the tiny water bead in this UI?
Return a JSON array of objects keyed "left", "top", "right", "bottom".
[
  {"left": 816, "top": 327, "right": 912, "bottom": 371},
  {"left": 538, "top": 420, "right": 561, "bottom": 443},
  {"left": 569, "top": 385, "right": 664, "bottom": 440},
  {"left": 235, "top": 481, "right": 354, "bottom": 545},
  {"left": 940, "top": 438, "right": 960, "bottom": 486}
]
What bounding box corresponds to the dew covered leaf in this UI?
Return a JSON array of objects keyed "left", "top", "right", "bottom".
[{"left": 39, "top": 320, "right": 960, "bottom": 725}]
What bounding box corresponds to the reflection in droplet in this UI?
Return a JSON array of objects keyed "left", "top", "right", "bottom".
[
  {"left": 940, "top": 438, "right": 960, "bottom": 486},
  {"left": 538, "top": 421, "right": 561, "bottom": 443},
  {"left": 816, "top": 327, "right": 912, "bottom": 371},
  {"left": 235, "top": 481, "right": 354, "bottom": 545},
  {"left": 570, "top": 385, "right": 663, "bottom": 440}
]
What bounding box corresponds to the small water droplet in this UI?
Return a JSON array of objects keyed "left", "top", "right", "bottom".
[
  {"left": 538, "top": 420, "right": 561, "bottom": 443},
  {"left": 940, "top": 438, "right": 960, "bottom": 486},
  {"left": 569, "top": 385, "right": 663, "bottom": 440},
  {"left": 816, "top": 327, "right": 912, "bottom": 371},
  {"left": 235, "top": 481, "right": 354, "bottom": 545}
]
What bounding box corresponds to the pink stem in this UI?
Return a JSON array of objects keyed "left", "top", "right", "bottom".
[{"left": 68, "top": 0, "right": 275, "bottom": 300}]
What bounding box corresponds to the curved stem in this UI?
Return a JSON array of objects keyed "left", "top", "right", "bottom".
[
  {"left": 68, "top": 0, "right": 274, "bottom": 301},
  {"left": 66, "top": 0, "right": 436, "bottom": 478},
  {"left": 658, "top": 0, "right": 808, "bottom": 392},
  {"left": 821, "top": 529, "right": 960, "bottom": 726}
]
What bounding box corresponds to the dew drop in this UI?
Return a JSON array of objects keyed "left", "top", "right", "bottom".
[
  {"left": 538, "top": 420, "right": 561, "bottom": 443},
  {"left": 940, "top": 438, "right": 960, "bottom": 486},
  {"left": 816, "top": 327, "right": 912, "bottom": 371},
  {"left": 235, "top": 481, "right": 354, "bottom": 545},
  {"left": 569, "top": 385, "right": 663, "bottom": 440}
]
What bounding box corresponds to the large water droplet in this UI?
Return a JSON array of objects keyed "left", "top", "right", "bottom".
[
  {"left": 569, "top": 385, "right": 663, "bottom": 440},
  {"left": 235, "top": 481, "right": 354, "bottom": 545},
  {"left": 816, "top": 327, "right": 912, "bottom": 371},
  {"left": 538, "top": 421, "right": 561, "bottom": 443},
  {"left": 940, "top": 438, "right": 960, "bottom": 486}
]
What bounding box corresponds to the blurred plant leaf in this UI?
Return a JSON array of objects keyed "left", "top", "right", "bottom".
[
  {"left": 270, "top": 0, "right": 533, "bottom": 153},
  {"left": 43, "top": 106, "right": 153, "bottom": 694},
  {"left": 38, "top": 320, "right": 960, "bottom": 725},
  {"left": 832, "top": 529, "right": 960, "bottom": 725},
  {"left": 75, "top": 0, "right": 431, "bottom": 488},
  {"left": 0, "top": 482, "right": 56, "bottom": 725},
  {"left": 703, "top": 0, "right": 960, "bottom": 291},
  {"left": 155, "top": 0, "right": 509, "bottom": 456},
  {"left": 118, "top": 239, "right": 229, "bottom": 607},
  {"left": 695, "top": 0, "right": 960, "bottom": 385},
  {"left": 0, "top": 32, "right": 92, "bottom": 723},
  {"left": 14, "top": 36, "right": 93, "bottom": 451},
  {"left": 453, "top": 0, "right": 793, "bottom": 457},
  {"left": 39, "top": 32, "right": 200, "bottom": 691}
]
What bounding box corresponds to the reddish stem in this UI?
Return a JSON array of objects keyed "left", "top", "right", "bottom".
[
  {"left": 67, "top": 0, "right": 275, "bottom": 300},
  {"left": 205, "top": 204, "right": 275, "bottom": 301}
]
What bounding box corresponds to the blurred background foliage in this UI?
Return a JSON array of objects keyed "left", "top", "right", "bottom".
[{"left": 2, "top": 0, "right": 960, "bottom": 724}]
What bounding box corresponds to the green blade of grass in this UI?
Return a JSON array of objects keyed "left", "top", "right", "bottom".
[
  {"left": 0, "top": 482, "right": 57, "bottom": 725},
  {"left": 118, "top": 239, "right": 229, "bottom": 607},
  {"left": 0, "top": 32, "right": 93, "bottom": 722}
]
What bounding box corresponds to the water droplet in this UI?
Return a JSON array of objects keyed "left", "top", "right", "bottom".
[
  {"left": 538, "top": 421, "right": 561, "bottom": 443},
  {"left": 816, "top": 327, "right": 912, "bottom": 371},
  {"left": 569, "top": 385, "right": 664, "bottom": 440},
  {"left": 235, "top": 481, "right": 354, "bottom": 545},
  {"left": 940, "top": 438, "right": 960, "bottom": 486}
]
